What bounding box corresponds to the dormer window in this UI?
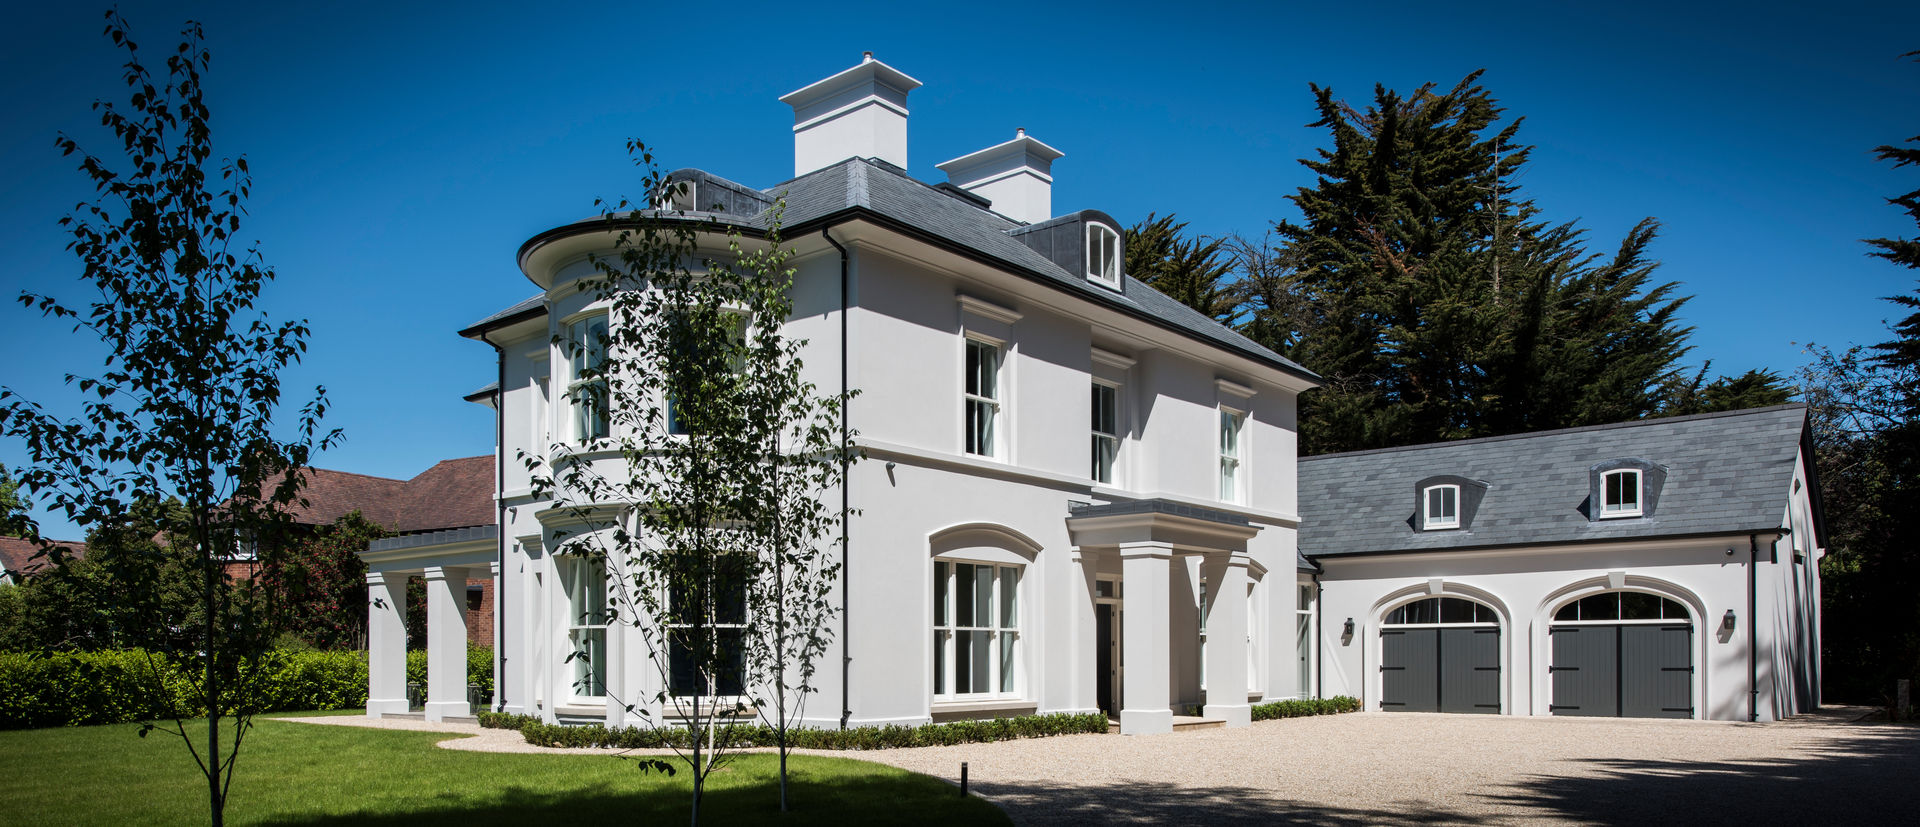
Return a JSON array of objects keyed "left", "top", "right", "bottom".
[
  {"left": 1601, "top": 469, "right": 1642, "bottom": 518},
  {"left": 1086, "top": 223, "right": 1120, "bottom": 290},
  {"left": 1424, "top": 484, "right": 1460, "bottom": 530}
]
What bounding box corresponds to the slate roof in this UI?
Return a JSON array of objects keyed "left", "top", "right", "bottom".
[
  {"left": 1298, "top": 404, "right": 1811, "bottom": 558},
  {"left": 481, "top": 158, "right": 1316, "bottom": 383},
  {"left": 291, "top": 457, "right": 493, "bottom": 534},
  {"left": 0, "top": 536, "right": 86, "bottom": 581}
]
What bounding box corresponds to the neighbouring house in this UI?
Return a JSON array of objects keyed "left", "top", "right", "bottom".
[
  {"left": 1303, "top": 404, "right": 1824, "bottom": 722},
  {"left": 357, "top": 56, "right": 1826, "bottom": 730},
  {"left": 365, "top": 55, "right": 1319, "bottom": 731},
  {"left": 0, "top": 536, "right": 86, "bottom": 587},
  {"left": 280, "top": 459, "right": 496, "bottom": 646}
]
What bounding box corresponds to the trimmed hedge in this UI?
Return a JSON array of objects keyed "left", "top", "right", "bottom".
[
  {"left": 478, "top": 711, "right": 1110, "bottom": 751},
  {"left": 478, "top": 695, "right": 1362, "bottom": 752},
  {"left": 1250, "top": 695, "right": 1361, "bottom": 720},
  {"left": 0, "top": 648, "right": 492, "bottom": 730}
]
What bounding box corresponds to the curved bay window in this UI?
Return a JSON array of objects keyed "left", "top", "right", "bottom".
[
  {"left": 933, "top": 560, "right": 1022, "bottom": 699},
  {"left": 558, "top": 555, "right": 608, "bottom": 702},
  {"left": 564, "top": 314, "right": 610, "bottom": 443}
]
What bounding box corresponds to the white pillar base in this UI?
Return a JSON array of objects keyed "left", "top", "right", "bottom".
[
  {"left": 367, "top": 698, "right": 410, "bottom": 717},
  {"left": 1120, "top": 707, "right": 1172, "bottom": 735},
  {"left": 424, "top": 701, "right": 472, "bottom": 722},
  {"left": 1204, "top": 703, "right": 1252, "bottom": 727}
]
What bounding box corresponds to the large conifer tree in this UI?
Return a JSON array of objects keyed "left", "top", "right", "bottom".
[{"left": 1249, "top": 73, "right": 1707, "bottom": 454}]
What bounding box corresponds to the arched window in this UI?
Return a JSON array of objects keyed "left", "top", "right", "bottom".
[
  {"left": 1086, "top": 222, "right": 1121, "bottom": 289},
  {"left": 1553, "top": 591, "right": 1688, "bottom": 622},
  {"left": 1384, "top": 596, "right": 1498, "bottom": 625},
  {"left": 1423, "top": 484, "right": 1460, "bottom": 530},
  {"left": 1601, "top": 469, "right": 1642, "bottom": 518}
]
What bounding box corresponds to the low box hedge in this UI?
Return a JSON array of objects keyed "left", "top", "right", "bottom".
[
  {"left": 0, "top": 647, "right": 492, "bottom": 730},
  {"left": 479, "top": 695, "right": 1361, "bottom": 752}
]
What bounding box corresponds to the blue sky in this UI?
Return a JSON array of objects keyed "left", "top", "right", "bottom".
[{"left": 3, "top": 1, "right": 1915, "bottom": 540}]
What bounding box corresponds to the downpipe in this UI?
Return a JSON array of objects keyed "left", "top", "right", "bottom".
[
  {"left": 1749, "top": 533, "right": 1759, "bottom": 723},
  {"left": 823, "top": 224, "right": 852, "bottom": 730},
  {"left": 480, "top": 329, "right": 509, "bottom": 712}
]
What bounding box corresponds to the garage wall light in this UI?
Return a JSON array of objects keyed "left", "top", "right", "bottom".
[
  {"left": 1343, "top": 618, "right": 1355, "bottom": 637},
  {"left": 1721, "top": 609, "right": 1737, "bottom": 631}
]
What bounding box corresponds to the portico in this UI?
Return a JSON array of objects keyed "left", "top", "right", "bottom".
[
  {"left": 1067, "top": 500, "right": 1261, "bottom": 735},
  {"left": 360, "top": 525, "right": 498, "bottom": 722}
]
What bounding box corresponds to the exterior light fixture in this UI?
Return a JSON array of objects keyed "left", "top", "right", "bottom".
[
  {"left": 1343, "top": 618, "right": 1355, "bottom": 637},
  {"left": 1722, "top": 610, "right": 1737, "bottom": 631}
]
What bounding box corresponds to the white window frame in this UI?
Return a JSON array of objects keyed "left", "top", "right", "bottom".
[
  {"left": 1086, "top": 222, "right": 1121, "bottom": 290},
  {"left": 563, "top": 313, "right": 610, "bottom": 444},
  {"left": 557, "top": 555, "right": 608, "bottom": 703},
  {"left": 1218, "top": 406, "right": 1245, "bottom": 504},
  {"left": 667, "top": 310, "right": 747, "bottom": 437},
  {"left": 1424, "top": 484, "right": 1461, "bottom": 530},
  {"left": 932, "top": 559, "right": 1023, "bottom": 701},
  {"left": 1600, "top": 469, "right": 1643, "bottom": 518},
  {"left": 665, "top": 552, "right": 751, "bottom": 702},
  {"left": 963, "top": 337, "right": 1003, "bottom": 458},
  {"left": 1091, "top": 380, "right": 1119, "bottom": 484}
]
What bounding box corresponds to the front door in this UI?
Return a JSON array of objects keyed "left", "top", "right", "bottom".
[{"left": 1095, "top": 601, "right": 1124, "bottom": 715}]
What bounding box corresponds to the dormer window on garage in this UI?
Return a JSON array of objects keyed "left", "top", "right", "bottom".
[
  {"left": 1414, "top": 475, "right": 1488, "bottom": 532},
  {"left": 1424, "top": 484, "right": 1460, "bottom": 529},
  {"left": 1601, "top": 469, "right": 1642, "bottom": 518},
  {"left": 1086, "top": 222, "right": 1120, "bottom": 290}
]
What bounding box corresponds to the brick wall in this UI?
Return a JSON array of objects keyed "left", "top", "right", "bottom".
[{"left": 465, "top": 577, "right": 494, "bottom": 647}]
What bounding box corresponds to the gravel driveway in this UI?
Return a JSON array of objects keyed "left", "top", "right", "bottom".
[
  {"left": 851, "top": 708, "right": 1919, "bottom": 825},
  {"left": 280, "top": 708, "right": 1919, "bottom": 825}
]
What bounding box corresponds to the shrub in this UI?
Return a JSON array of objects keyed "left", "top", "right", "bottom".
[
  {"left": 0, "top": 647, "right": 494, "bottom": 729},
  {"left": 1250, "top": 695, "right": 1362, "bottom": 721}
]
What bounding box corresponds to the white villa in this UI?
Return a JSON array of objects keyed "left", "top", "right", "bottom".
[{"left": 360, "top": 57, "right": 1823, "bottom": 732}]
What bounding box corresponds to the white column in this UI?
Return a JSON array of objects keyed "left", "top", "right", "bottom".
[
  {"left": 423, "top": 566, "right": 471, "bottom": 721},
  {"left": 366, "top": 570, "right": 409, "bottom": 717},
  {"left": 1203, "top": 552, "right": 1252, "bottom": 727},
  {"left": 1120, "top": 542, "right": 1173, "bottom": 735}
]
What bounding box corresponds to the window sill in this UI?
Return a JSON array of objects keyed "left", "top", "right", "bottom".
[
  {"left": 554, "top": 703, "right": 605, "bottom": 718},
  {"left": 930, "top": 698, "right": 1035, "bottom": 715}
]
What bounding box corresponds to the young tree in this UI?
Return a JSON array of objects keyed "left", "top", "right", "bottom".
[
  {"left": 526, "top": 148, "right": 853, "bottom": 822},
  {"left": 0, "top": 13, "right": 334, "bottom": 826}
]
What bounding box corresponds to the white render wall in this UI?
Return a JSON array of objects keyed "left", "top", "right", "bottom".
[
  {"left": 1314, "top": 454, "right": 1821, "bottom": 723},
  {"left": 488, "top": 227, "right": 1311, "bottom": 727}
]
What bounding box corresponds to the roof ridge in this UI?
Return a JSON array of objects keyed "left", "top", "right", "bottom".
[{"left": 1301, "top": 403, "right": 1809, "bottom": 462}]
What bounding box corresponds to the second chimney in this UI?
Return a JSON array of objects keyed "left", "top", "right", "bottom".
[
  {"left": 936, "top": 129, "right": 1064, "bottom": 225},
  {"left": 779, "top": 53, "right": 922, "bottom": 177}
]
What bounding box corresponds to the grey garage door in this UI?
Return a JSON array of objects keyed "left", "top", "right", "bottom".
[
  {"left": 1550, "top": 592, "right": 1694, "bottom": 719},
  {"left": 1379, "top": 598, "right": 1501, "bottom": 714}
]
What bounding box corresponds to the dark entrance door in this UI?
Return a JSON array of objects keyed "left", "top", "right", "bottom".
[{"left": 1096, "top": 603, "right": 1114, "bottom": 715}]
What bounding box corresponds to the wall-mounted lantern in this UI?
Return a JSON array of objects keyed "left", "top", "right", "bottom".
[
  {"left": 1721, "top": 609, "right": 1737, "bottom": 632},
  {"left": 1343, "top": 618, "right": 1355, "bottom": 637}
]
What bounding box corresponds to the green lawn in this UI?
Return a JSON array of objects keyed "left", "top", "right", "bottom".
[{"left": 0, "top": 717, "right": 1009, "bottom": 826}]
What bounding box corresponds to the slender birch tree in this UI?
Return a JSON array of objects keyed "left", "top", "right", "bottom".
[
  {"left": 0, "top": 13, "right": 335, "bottom": 827},
  {"left": 524, "top": 146, "right": 853, "bottom": 823}
]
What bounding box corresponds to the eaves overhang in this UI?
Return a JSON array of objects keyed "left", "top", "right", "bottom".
[{"left": 1305, "top": 526, "right": 1792, "bottom": 563}]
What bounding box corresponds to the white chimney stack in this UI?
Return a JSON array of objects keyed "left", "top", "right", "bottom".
[
  {"left": 779, "top": 53, "right": 923, "bottom": 177},
  {"left": 936, "top": 128, "right": 1065, "bottom": 225}
]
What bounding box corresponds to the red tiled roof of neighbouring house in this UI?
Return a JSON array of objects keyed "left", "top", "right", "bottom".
[
  {"left": 0, "top": 536, "right": 87, "bottom": 580},
  {"left": 289, "top": 457, "right": 493, "bottom": 534},
  {"left": 394, "top": 456, "right": 494, "bottom": 532}
]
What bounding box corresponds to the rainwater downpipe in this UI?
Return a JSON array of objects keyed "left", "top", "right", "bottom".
[
  {"left": 1748, "top": 533, "right": 1759, "bottom": 723},
  {"left": 1315, "top": 579, "right": 1324, "bottom": 699},
  {"left": 480, "top": 328, "right": 509, "bottom": 712},
  {"left": 823, "top": 225, "right": 852, "bottom": 730}
]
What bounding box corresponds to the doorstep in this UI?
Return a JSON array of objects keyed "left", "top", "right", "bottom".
[{"left": 1105, "top": 715, "right": 1226, "bottom": 734}]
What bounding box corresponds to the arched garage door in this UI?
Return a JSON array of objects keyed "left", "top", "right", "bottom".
[
  {"left": 1549, "top": 592, "right": 1693, "bottom": 719},
  {"left": 1379, "top": 597, "right": 1501, "bottom": 714}
]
